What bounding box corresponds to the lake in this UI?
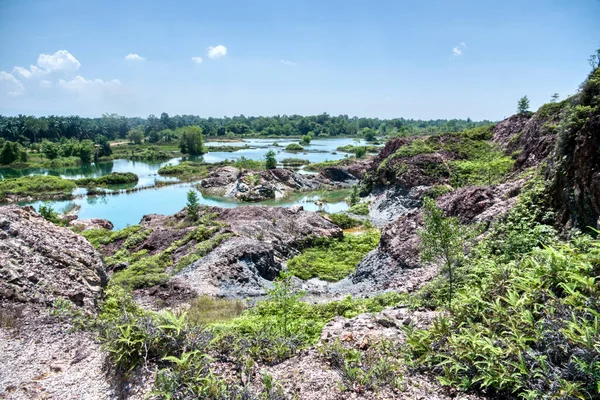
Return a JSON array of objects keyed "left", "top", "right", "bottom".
[{"left": 4, "top": 137, "right": 372, "bottom": 229}]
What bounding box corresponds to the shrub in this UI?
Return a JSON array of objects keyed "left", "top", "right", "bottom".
[
  {"left": 327, "top": 213, "right": 362, "bottom": 229},
  {"left": 285, "top": 143, "right": 304, "bottom": 151},
  {"left": 265, "top": 149, "right": 277, "bottom": 169},
  {"left": 348, "top": 202, "right": 369, "bottom": 216},
  {"left": 186, "top": 190, "right": 200, "bottom": 221},
  {"left": 287, "top": 231, "right": 380, "bottom": 281}
]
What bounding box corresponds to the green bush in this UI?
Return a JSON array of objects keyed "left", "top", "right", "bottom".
[
  {"left": 287, "top": 231, "right": 380, "bottom": 281},
  {"left": 280, "top": 158, "right": 310, "bottom": 166},
  {"left": 75, "top": 172, "right": 138, "bottom": 187},
  {"left": 348, "top": 202, "right": 369, "bottom": 215},
  {"left": 327, "top": 213, "right": 362, "bottom": 229},
  {"left": 285, "top": 143, "right": 304, "bottom": 151}
]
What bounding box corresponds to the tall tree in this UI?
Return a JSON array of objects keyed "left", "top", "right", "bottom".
[{"left": 517, "top": 96, "right": 530, "bottom": 114}]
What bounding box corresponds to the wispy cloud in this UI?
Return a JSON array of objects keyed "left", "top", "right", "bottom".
[
  {"left": 0, "top": 71, "right": 25, "bottom": 96},
  {"left": 207, "top": 45, "right": 227, "bottom": 59},
  {"left": 125, "top": 53, "right": 145, "bottom": 61},
  {"left": 452, "top": 42, "right": 467, "bottom": 57},
  {"left": 280, "top": 59, "right": 297, "bottom": 66},
  {"left": 191, "top": 56, "right": 203, "bottom": 64},
  {"left": 58, "top": 75, "right": 121, "bottom": 91}
]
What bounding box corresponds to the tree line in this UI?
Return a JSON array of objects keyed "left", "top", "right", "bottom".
[{"left": 0, "top": 112, "right": 493, "bottom": 145}]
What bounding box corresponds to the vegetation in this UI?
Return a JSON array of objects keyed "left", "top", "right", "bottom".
[
  {"left": 336, "top": 144, "right": 378, "bottom": 154},
  {"left": 326, "top": 213, "right": 363, "bottom": 229},
  {"left": 280, "top": 157, "right": 310, "bottom": 166},
  {"left": 75, "top": 172, "right": 138, "bottom": 187},
  {"left": 287, "top": 231, "right": 380, "bottom": 281},
  {"left": 284, "top": 143, "right": 304, "bottom": 151},
  {"left": 348, "top": 202, "right": 369, "bottom": 215},
  {"left": 304, "top": 158, "right": 349, "bottom": 171},
  {"left": 232, "top": 156, "right": 265, "bottom": 170},
  {"left": 300, "top": 134, "right": 312, "bottom": 145},
  {"left": 179, "top": 126, "right": 206, "bottom": 155},
  {"left": 517, "top": 95, "right": 530, "bottom": 114},
  {"left": 38, "top": 202, "right": 62, "bottom": 225},
  {"left": 0, "top": 141, "right": 27, "bottom": 165},
  {"left": 0, "top": 113, "right": 492, "bottom": 146},
  {"left": 347, "top": 184, "right": 359, "bottom": 206},
  {"left": 0, "top": 175, "right": 76, "bottom": 201},
  {"left": 186, "top": 190, "right": 200, "bottom": 221},
  {"left": 264, "top": 149, "right": 277, "bottom": 169},
  {"left": 419, "top": 197, "right": 471, "bottom": 306},
  {"left": 126, "top": 128, "right": 144, "bottom": 144}
]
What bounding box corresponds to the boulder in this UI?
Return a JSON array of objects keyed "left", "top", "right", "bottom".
[
  {"left": 0, "top": 205, "right": 106, "bottom": 311},
  {"left": 69, "top": 218, "right": 114, "bottom": 231}
]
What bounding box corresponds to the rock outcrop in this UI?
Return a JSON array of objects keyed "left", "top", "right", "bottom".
[
  {"left": 551, "top": 108, "right": 600, "bottom": 231},
  {"left": 0, "top": 205, "right": 107, "bottom": 310},
  {"left": 198, "top": 166, "right": 358, "bottom": 202},
  {"left": 0, "top": 205, "right": 112, "bottom": 399}
]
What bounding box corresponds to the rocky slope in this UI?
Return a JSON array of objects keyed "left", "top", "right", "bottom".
[
  {"left": 0, "top": 205, "right": 112, "bottom": 400},
  {"left": 123, "top": 205, "right": 342, "bottom": 307}
]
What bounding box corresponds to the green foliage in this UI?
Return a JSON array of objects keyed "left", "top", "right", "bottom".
[
  {"left": 0, "top": 141, "right": 27, "bottom": 165},
  {"left": 287, "top": 231, "right": 380, "bottom": 281},
  {"left": 419, "top": 197, "right": 470, "bottom": 306},
  {"left": 304, "top": 158, "right": 348, "bottom": 171},
  {"left": 300, "top": 135, "right": 312, "bottom": 145},
  {"left": 363, "top": 127, "right": 377, "bottom": 141},
  {"left": 449, "top": 155, "right": 514, "bottom": 187},
  {"left": 178, "top": 126, "right": 205, "bottom": 155},
  {"left": 348, "top": 202, "right": 369, "bottom": 215},
  {"left": 127, "top": 128, "right": 144, "bottom": 144},
  {"left": 38, "top": 202, "right": 61, "bottom": 224},
  {"left": 337, "top": 144, "right": 378, "bottom": 154},
  {"left": 326, "top": 213, "right": 362, "bottom": 229},
  {"left": 354, "top": 146, "right": 367, "bottom": 158},
  {"left": 81, "top": 225, "right": 144, "bottom": 248},
  {"left": 280, "top": 157, "right": 309, "bottom": 166},
  {"left": 424, "top": 185, "right": 453, "bottom": 199},
  {"left": 0, "top": 175, "right": 76, "bottom": 201},
  {"left": 264, "top": 149, "right": 277, "bottom": 170},
  {"left": 186, "top": 190, "right": 200, "bottom": 221},
  {"left": 320, "top": 340, "right": 404, "bottom": 392},
  {"left": 284, "top": 143, "right": 304, "bottom": 151},
  {"left": 406, "top": 238, "right": 600, "bottom": 399},
  {"left": 233, "top": 156, "right": 265, "bottom": 170},
  {"left": 75, "top": 172, "right": 138, "bottom": 187},
  {"left": 517, "top": 95, "right": 530, "bottom": 114},
  {"left": 187, "top": 296, "right": 245, "bottom": 326},
  {"left": 348, "top": 184, "right": 359, "bottom": 206}
]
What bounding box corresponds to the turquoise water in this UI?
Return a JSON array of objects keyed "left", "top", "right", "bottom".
[
  {"left": 4, "top": 137, "right": 374, "bottom": 228},
  {"left": 21, "top": 184, "right": 351, "bottom": 230}
]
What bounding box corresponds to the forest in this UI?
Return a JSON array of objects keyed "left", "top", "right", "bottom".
[{"left": 0, "top": 113, "right": 492, "bottom": 144}]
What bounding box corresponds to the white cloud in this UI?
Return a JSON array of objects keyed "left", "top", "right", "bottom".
[
  {"left": 58, "top": 75, "right": 121, "bottom": 91},
  {"left": 37, "top": 50, "right": 81, "bottom": 72},
  {"left": 207, "top": 45, "right": 227, "bottom": 59},
  {"left": 0, "top": 71, "right": 25, "bottom": 96},
  {"left": 13, "top": 65, "right": 48, "bottom": 79},
  {"left": 191, "top": 56, "right": 203, "bottom": 64},
  {"left": 452, "top": 42, "right": 467, "bottom": 57},
  {"left": 280, "top": 59, "right": 297, "bottom": 66},
  {"left": 39, "top": 80, "right": 53, "bottom": 88},
  {"left": 125, "top": 53, "right": 145, "bottom": 61}
]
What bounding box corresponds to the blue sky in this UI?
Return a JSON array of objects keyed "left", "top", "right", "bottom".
[{"left": 0, "top": 0, "right": 598, "bottom": 120}]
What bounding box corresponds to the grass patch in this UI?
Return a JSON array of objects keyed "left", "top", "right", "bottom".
[
  {"left": 304, "top": 158, "right": 349, "bottom": 171},
  {"left": 158, "top": 162, "right": 209, "bottom": 179},
  {"left": 111, "top": 144, "right": 174, "bottom": 161},
  {"left": 348, "top": 202, "right": 369, "bottom": 215},
  {"left": 336, "top": 145, "right": 379, "bottom": 154},
  {"left": 0, "top": 175, "right": 76, "bottom": 201},
  {"left": 232, "top": 156, "right": 264, "bottom": 170},
  {"left": 206, "top": 145, "right": 249, "bottom": 152},
  {"left": 280, "top": 158, "right": 310, "bottom": 166},
  {"left": 187, "top": 295, "right": 246, "bottom": 326},
  {"left": 287, "top": 231, "right": 380, "bottom": 281},
  {"left": 75, "top": 172, "right": 138, "bottom": 187}
]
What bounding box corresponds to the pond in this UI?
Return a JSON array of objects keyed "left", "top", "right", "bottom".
[
  {"left": 4, "top": 137, "right": 374, "bottom": 228},
  {"left": 20, "top": 185, "right": 351, "bottom": 230},
  {"left": 0, "top": 138, "right": 366, "bottom": 229}
]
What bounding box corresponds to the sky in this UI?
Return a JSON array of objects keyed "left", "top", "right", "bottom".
[{"left": 0, "top": 0, "right": 599, "bottom": 121}]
